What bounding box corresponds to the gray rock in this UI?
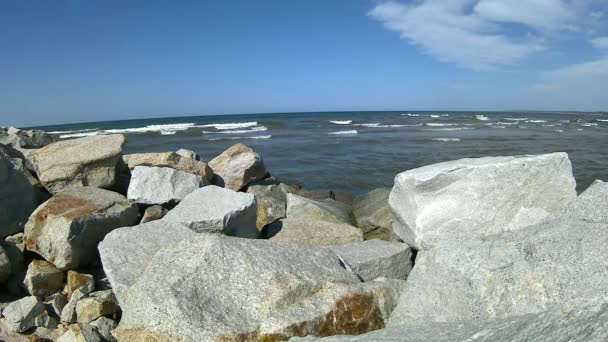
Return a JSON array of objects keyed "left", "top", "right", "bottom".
[
  {"left": 0, "top": 146, "right": 37, "bottom": 238},
  {"left": 209, "top": 143, "right": 267, "bottom": 191},
  {"left": 140, "top": 205, "right": 168, "bottom": 223},
  {"left": 162, "top": 185, "right": 258, "bottom": 237},
  {"left": 175, "top": 148, "right": 201, "bottom": 161},
  {"left": 123, "top": 152, "right": 212, "bottom": 181},
  {"left": 76, "top": 297, "right": 119, "bottom": 323},
  {"left": 0, "top": 245, "right": 10, "bottom": 284},
  {"left": 246, "top": 180, "right": 289, "bottom": 229},
  {"left": 292, "top": 304, "right": 608, "bottom": 342},
  {"left": 33, "top": 309, "right": 58, "bottom": 329},
  {"left": 61, "top": 287, "right": 89, "bottom": 323},
  {"left": 389, "top": 152, "right": 577, "bottom": 249},
  {"left": 330, "top": 240, "right": 413, "bottom": 281},
  {"left": 98, "top": 220, "right": 196, "bottom": 305},
  {"left": 66, "top": 271, "right": 95, "bottom": 300},
  {"left": 0, "top": 127, "right": 55, "bottom": 149},
  {"left": 2, "top": 296, "right": 45, "bottom": 333},
  {"left": 24, "top": 187, "right": 139, "bottom": 270},
  {"left": 57, "top": 323, "right": 104, "bottom": 342},
  {"left": 353, "top": 188, "right": 394, "bottom": 237},
  {"left": 45, "top": 292, "right": 68, "bottom": 318},
  {"left": 268, "top": 218, "right": 363, "bottom": 246},
  {"left": 114, "top": 234, "right": 403, "bottom": 341},
  {"left": 23, "top": 260, "right": 65, "bottom": 297},
  {"left": 127, "top": 166, "right": 205, "bottom": 205},
  {"left": 90, "top": 316, "right": 117, "bottom": 342},
  {"left": 0, "top": 238, "right": 25, "bottom": 296},
  {"left": 388, "top": 180, "right": 608, "bottom": 324},
  {"left": 30, "top": 134, "right": 126, "bottom": 193},
  {"left": 287, "top": 193, "right": 354, "bottom": 225}
]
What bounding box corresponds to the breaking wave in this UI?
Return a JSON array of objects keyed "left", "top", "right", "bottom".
[
  {"left": 329, "top": 130, "right": 358, "bottom": 135},
  {"left": 432, "top": 138, "right": 461, "bottom": 142},
  {"left": 329, "top": 120, "right": 353, "bottom": 125},
  {"left": 197, "top": 122, "right": 258, "bottom": 130}
]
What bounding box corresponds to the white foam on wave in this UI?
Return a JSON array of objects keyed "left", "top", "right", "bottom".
[
  {"left": 495, "top": 122, "right": 518, "bottom": 125},
  {"left": 202, "top": 126, "right": 268, "bottom": 134},
  {"left": 355, "top": 123, "right": 413, "bottom": 128},
  {"left": 596, "top": 119, "right": 608, "bottom": 122},
  {"left": 504, "top": 118, "right": 527, "bottom": 121},
  {"left": 526, "top": 120, "right": 546, "bottom": 123},
  {"left": 49, "top": 128, "right": 99, "bottom": 134},
  {"left": 329, "top": 130, "right": 358, "bottom": 135},
  {"left": 490, "top": 126, "right": 506, "bottom": 129},
  {"left": 402, "top": 113, "right": 419, "bottom": 117},
  {"left": 425, "top": 123, "right": 458, "bottom": 127},
  {"left": 429, "top": 115, "right": 440, "bottom": 118},
  {"left": 104, "top": 123, "right": 197, "bottom": 134},
  {"left": 432, "top": 138, "right": 461, "bottom": 142},
  {"left": 160, "top": 131, "right": 177, "bottom": 135},
  {"left": 555, "top": 129, "right": 564, "bottom": 133},
  {"left": 59, "top": 131, "right": 100, "bottom": 138},
  {"left": 329, "top": 120, "right": 352, "bottom": 125},
  {"left": 583, "top": 123, "right": 599, "bottom": 127},
  {"left": 475, "top": 115, "right": 489, "bottom": 121},
  {"left": 208, "top": 135, "right": 272, "bottom": 141},
  {"left": 427, "top": 127, "right": 471, "bottom": 131},
  {"left": 197, "top": 122, "right": 258, "bottom": 130}
]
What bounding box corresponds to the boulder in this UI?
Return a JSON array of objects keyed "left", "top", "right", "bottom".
[
  {"left": 292, "top": 304, "right": 608, "bottom": 342},
  {"left": 123, "top": 152, "right": 212, "bottom": 181},
  {"left": 353, "top": 188, "right": 397, "bottom": 241},
  {"left": 0, "top": 245, "right": 11, "bottom": 284},
  {"left": 45, "top": 292, "right": 68, "bottom": 318},
  {"left": 268, "top": 218, "right": 364, "bottom": 246},
  {"left": 24, "top": 187, "right": 139, "bottom": 270},
  {"left": 2, "top": 296, "right": 45, "bottom": 333},
  {"left": 98, "top": 220, "right": 196, "bottom": 305},
  {"left": 30, "top": 134, "right": 125, "bottom": 193},
  {"left": 57, "top": 323, "right": 104, "bottom": 342},
  {"left": 247, "top": 180, "right": 289, "bottom": 229},
  {"left": 90, "top": 316, "right": 117, "bottom": 342},
  {"left": 76, "top": 297, "right": 119, "bottom": 323},
  {"left": 175, "top": 148, "right": 201, "bottom": 161},
  {"left": 389, "top": 152, "right": 577, "bottom": 249},
  {"left": 162, "top": 185, "right": 258, "bottom": 237},
  {"left": 0, "top": 147, "right": 37, "bottom": 238},
  {"left": 140, "top": 205, "right": 168, "bottom": 223},
  {"left": 23, "top": 260, "right": 65, "bottom": 297},
  {"left": 287, "top": 193, "right": 354, "bottom": 225},
  {"left": 0, "top": 127, "right": 55, "bottom": 149},
  {"left": 66, "top": 271, "right": 95, "bottom": 300},
  {"left": 61, "top": 287, "right": 91, "bottom": 324},
  {"left": 113, "top": 234, "right": 403, "bottom": 341},
  {"left": 388, "top": 180, "right": 608, "bottom": 324},
  {"left": 127, "top": 166, "right": 205, "bottom": 205},
  {"left": 209, "top": 143, "right": 267, "bottom": 191},
  {"left": 1, "top": 238, "right": 25, "bottom": 296},
  {"left": 330, "top": 240, "right": 413, "bottom": 281}
]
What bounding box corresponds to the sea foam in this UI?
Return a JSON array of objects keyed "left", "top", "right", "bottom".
[
  {"left": 329, "top": 130, "right": 358, "bottom": 135},
  {"left": 475, "top": 115, "right": 489, "bottom": 121},
  {"left": 329, "top": 120, "right": 353, "bottom": 125},
  {"left": 197, "top": 122, "right": 258, "bottom": 130},
  {"left": 432, "top": 138, "right": 461, "bottom": 142}
]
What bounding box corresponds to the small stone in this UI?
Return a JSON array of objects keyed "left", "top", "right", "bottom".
[
  {"left": 90, "top": 316, "right": 117, "bottom": 342},
  {"left": 209, "top": 143, "right": 267, "bottom": 191},
  {"left": 33, "top": 309, "right": 59, "bottom": 329},
  {"left": 67, "top": 271, "right": 95, "bottom": 300},
  {"left": 246, "top": 180, "right": 289, "bottom": 229},
  {"left": 175, "top": 148, "right": 201, "bottom": 161},
  {"left": 45, "top": 292, "right": 68, "bottom": 318},
  {"left": 140, "top": 205, "right": 168, "bottom": 223},
  {"left": 61, "top": 287, "right": 89, "bottom": 323},
  {"left": 76, "top": 297, "right": 120, "bottom": 323},
  {"left": 2, "top": 296, "right": 46, "bottom": 333},
  {"left": 23, "top": 260, "right": 65, "bottom": 297}
]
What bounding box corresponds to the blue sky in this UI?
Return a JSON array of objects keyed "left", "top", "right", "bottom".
[{"left": 1, "top": 0, "right": 607, "bottom": 127}]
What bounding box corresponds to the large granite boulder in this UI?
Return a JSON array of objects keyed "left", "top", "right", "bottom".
[
  {"left": 330, "top": 240, "right": 412, "bottom": 282},
  {"left": 30, "top": 135, "right": 126, "bottom": 193},
  {"left": 0, "top": 147, "right": 37, "bottom": 238},
  {"left": 208, "top": 143, "right": 267, "bottom": 191},
  {"left": 127, "top": 166, "right": 205, "bottom": 205},
  {"left": 246, "top": 179, "right": 289, "bottom": 229},
  {"left": 292, "top": 304, "right": 608, "bottom": 342},
  {"left": 388, "top": 180, "right": 608, "bottom": 324},
  {"left": 113, "top": 234, "right": 404, "bottom": 341},
  {"left": 0, "top": 126, "right": 55, "bottom": 149},
  {"left": 98, "top": 220, "right": 196, "bottom": 305},
  {"left": 287, "top": 193, "right": 354, "bottom": 225},
  {"left": 24, "top": 187, "right": 139, "bottom": 270},
  {"left": 162, "top": 185, "right": 258, "bottom": 238},
  {"left": 352, "top": 188, "right": 400, "bottom": 241},
  {"left": 389, "top": 153, "right": 577, "bottom": 249},
  {"left": 123, "top": 152, "right": 213, "bottom": 181},
  {"left": 268, "top": 218, "right": 363, "bottom": 245}
]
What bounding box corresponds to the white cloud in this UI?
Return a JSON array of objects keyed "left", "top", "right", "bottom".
[
  {"left": 590, "top": 36, "right": 608, "bottom": 49},
  {"left": 369, "top": 1, "right": 546, "bottom": 71},
  {"left": 474, "top": 0, "right": 576, "bottom": 31},
  {"left": 531, "top": 57, "right": 608, "bottom": 91}
]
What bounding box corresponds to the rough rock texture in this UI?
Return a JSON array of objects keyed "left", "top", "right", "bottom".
[
  {"left": 76, "top": 297, "right": 119, "bottom": 323},
  {"left": 0, "top": 147, "right": 37, "bottom": 238},
  {"left": 287, "top": 193, "right": 354, "bottom": 225},
  {"left": 57, "top": 323, "right": 104, "bottom": 342},
  {"left": 175, "top": 148, "right": 201, "bottom": 161},
  {"left": 98, "top": 220, "right": 196, "bottom": 305},
  {"left": 23, "top": 260, "right": 65, "bottom": 297},
  {"left": 268, "top": 218, "right": 363, "bottom": 246},
  {"left": 209, "top": 143, "right": 267, "bottom": 191},
  {"left": 61, "top": 287, "right": 91, "bottom": 323},
  {"left": 0, "top": 245, "right": 11, "bottom": 284},
  {"left": 140, "top": 205, "right": 168, "bottom": 223},
  {"left": 67, "top": 271, "right": 95, "bottom": 300},
  {"left": 353, "top": 188, "right": 399, "bottom": 242},
  {"left": 246, "top": 180, "right": 289, "bottom": 229},
  {"left": 123, "top": 152, "right": 212, "bottom": 181},
  {"left": 30, "top": 135, "right": 126, "bottom": 193},
  {"left": 45, "top": 292, "right": 68, "bottom": 318},
  {"left": 24, "top": 187, "right": 139, "bottom": 270},
  {"left": 2, "top": 296, "right": 45, "bottom": 333},
  {"left": 162, "top": 185, "right": 258, "bottom": 237},
  {"left": 389, "top": 153, "right": 577, "bottom": 249},
  {"left": 293, "top": 304, "right": 608, "bottom": 342},
  {"left": 389, "top": 180, "right": 608, "bottom": 324},
  {"left": 113, "top": 234, "right": 403, "bottom": 342},
  {"left": 127, "top": 166, "right": 205, "bottom": 205},
  {"left": 0, "top": 127, "right": 56, "bottom": 149},
  {"left": 90, "top": 316, "right": 117, "bottom": 342},
  {"left": 330, "top": 240, "right": 413, "bottom": 281}
]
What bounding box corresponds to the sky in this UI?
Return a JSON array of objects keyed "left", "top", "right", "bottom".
[{"left": 1, "top": 0, "right": 607, "bottom": 127}]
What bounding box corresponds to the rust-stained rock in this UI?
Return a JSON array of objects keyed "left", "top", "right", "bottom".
[
  {"left": 123, "top": 152, "right": 213, "bottom": 182},
  {"left": 24, "top": 187, "right": 139, "bottom": 270},
  {"left": 66, "top": 271, "right": 95, "bottom": 299},
  {"left": 209, "top": 143, "right": 267, "bottom": 191},
  {"left": 23, "top": 260, "right": 65, "bottom": 297}
]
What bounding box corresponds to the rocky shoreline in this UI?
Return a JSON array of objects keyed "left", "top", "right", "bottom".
[{"left": 0, "top": 126, "right": 607, "bottom": 341}]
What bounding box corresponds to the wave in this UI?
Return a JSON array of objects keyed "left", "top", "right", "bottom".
[
  {"left": 489, "top": 126, "right": 506, "bottom": 129},
  {"left": 555, "top": 129, "right": 564, "bottom": 133},
  {"left": 432, "top": 138, "right": 461, "bottom": 142},
  {"left": 59, "top": 131, "right": 100, "bottom": 138},
  {"left": 495, "top": 122, "right": 518, "bottom": 125},
  {"left": 583, "top": 123, "right": 599, "bottom": 127},
  {"left": 427, "top": 127, "right": 471, "bottom": 131},
  {"left": 202, "top": 126, "right": 268, "bottom": 134},
  {"left": 48, "top": 128, "right": 99, "bottom": 135},
  {"left": 403, "top": 113, "right": 419, "bottom": 117},
  {"left": 329, "top": 130, "right": 358, "bottom": 135},
  {"left": 103, "top": 123, "right": 197, "bottom": 135},
  {"left": 208, "top": 135, "right": 272, "bottom": 141},
  {"left": 430, "top": 115, "right": 440, "bottom": 118},
  {"left": 329, "top": 120, "right": 352, "bottom": 125},
  {"left": 355, "top": 123, "right": 413, "bottom": 128},
  {"left": 160, "top": 131, "right": 177, "bottom": 135},
  {"left": 425, "top": 123, "right": 458, "bottom": 127},
  {"left": 197, "top": 122, "right": 258, "bottom": 130},
  {"left": 475, "top": 115, "right": 489, "bottom": 121},
  {"left": 526, "top": 120, "right": 546, "bottom": 123},
  {"left": 504, "top": 118, "right": 527, "bottom": 121},
  {"left": 596, "top": 119, "right": 608, "bottom": 122}
]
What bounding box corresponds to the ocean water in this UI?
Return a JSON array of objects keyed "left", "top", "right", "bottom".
[{"left": 35, "top": 111, "right": 608, "bottom": 194}]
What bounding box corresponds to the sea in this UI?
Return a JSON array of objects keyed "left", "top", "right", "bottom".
[{"left": 34, "top": 111, "right": 608, "bottom": 194}]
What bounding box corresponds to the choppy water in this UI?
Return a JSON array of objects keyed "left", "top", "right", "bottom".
[{"left": 35, "top": 111, "right": 608, "bottom": 194}]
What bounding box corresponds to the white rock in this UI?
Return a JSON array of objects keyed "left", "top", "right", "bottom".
[
  {"left": 127, "top": 166, "right": 205, "bottom": 205},
  {"left": 389, "top": 152, "right": 577, "bottom": 249},
  {"left": 175, "top": 148, "right": 201, "bottom": 161},
  {"left": 208, "top": 143, "right": 267, "bottom": 191},
  {"left": 2, "top": 296, "right": 45, "bottom": 333},
  {"left": 330, "top": 240, "right": 413, "bottom": 281},
  {"left": 268, "top": 218, "right": 363, "bottom": 245}
]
